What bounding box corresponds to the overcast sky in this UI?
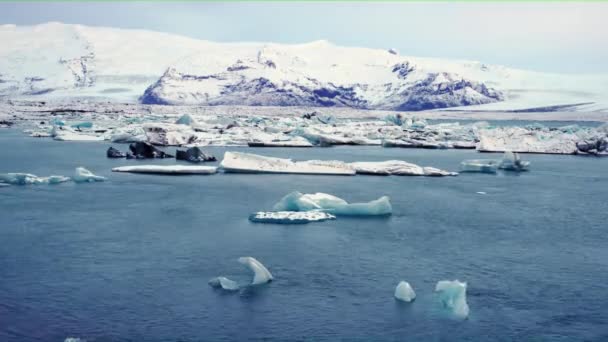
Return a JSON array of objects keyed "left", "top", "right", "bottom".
[{"left": 1, "top": 2, "right": 607, "bottom": 73}]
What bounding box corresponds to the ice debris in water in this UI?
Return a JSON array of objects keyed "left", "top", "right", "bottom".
[
  {"left": 499, "top": 151, "right": 530, "bottom": 171},
  {"left": 435, "top": 280, "right": 470, "bottom": 319},
  {"left": 73, "top": 167, "right": 106, "bottom": 183},
  {"left": 238, "top": 257, "right": 273, "bottom": 285},
  {"left": 460, "top": 159, "right": 499, "bottom": 174},
  {"left": 249, "top": 211, "right": 336, "bottom": 224},
  {"left": 273, "top": 191, "right": 392, "bottom": 216},
  {"left": 64, "top": 338, "right": 85, "bottom": 342},
  {"left": 394, "top": 281, "right": 416, "bottom": 302},
  {"left": 0, "top": 173, "right": 71, "bottom": 185},
  {"left": 208, "top": 276, "right": 239, "bottom": 291}
]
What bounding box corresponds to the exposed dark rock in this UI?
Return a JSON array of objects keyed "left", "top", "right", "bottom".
[
  {"left": 128, "top": 142, "right": 173, "bottom": 159},
  {"left": 175, "top": 147, "right": 216, "bottom": 163},
  {"left": 106, "top": 146, "right": 126, "bottom": 158}
]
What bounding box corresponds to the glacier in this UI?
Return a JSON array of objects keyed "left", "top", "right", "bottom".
[
  {"left": 273, "top": 191, "right": 392, "bottom": 216},
  {"left": 2, "top": 23, "right": 607, "bottom": 111},
  {"left": 249, "top": 211, "right": 336, "bottom": 224},
  {"left": 435, "top": 280, "right": 470, "bottom": 319},
  {"left": 394, "top": 281, "right": 416, "bottom": 302},
  {"left": 112, "top": 165, "right": 218, "bottom": 175},
  {"left": 238, "top": 257, "right": 273, "bottom": 285}
]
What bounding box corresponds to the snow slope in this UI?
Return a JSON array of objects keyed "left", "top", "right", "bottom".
[{"left": 1, "top": 22, "right": 606, "bottom": 111}]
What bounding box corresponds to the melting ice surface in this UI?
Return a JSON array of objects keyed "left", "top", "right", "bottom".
[
  {"left": 394, "top": 281, "right": 416, "bottom": 302},
  {"left": 273, "top": 191, "right": 392, "bottom": 216},
  {"left": 435, "top": 280, "right": 470, "bottom": 319},
  {"left": 238, "top": 257, "right": 273, "bottom": 285},
  {"left": 249, "top": 211, "right": 336, "bottom": 224}
]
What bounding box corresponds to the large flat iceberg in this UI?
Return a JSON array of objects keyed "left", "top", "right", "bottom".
[
  {"left": 350, "top": 160, "right": 457, "bottom": 176},
  {"left": 249, "top": 211, "right": 336, "bottom": 224},
  {"left": 435, "top": 280, "right": 470, "bottom": 319},
  {"left": 220, "top": 152, "right": 355, "bottom": 175},
  {"left": 112, "top": 165, "right": 217, "bottom": 174},
  {"left": 273, "top": 191, "right": 392, "bottom": 216}
]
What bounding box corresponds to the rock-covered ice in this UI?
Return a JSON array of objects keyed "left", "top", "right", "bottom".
[
  {"left": 208, "top": 276, "right": 239, "bottom": 291},
  {"left": 220, "top": 152, "right": 355, "bottom": 175},
  {"left": 249, "top": 211, "right": 336, "bottom": 224},
  {"left": 273, "top": 191, "right": 392, "bottom": 216},
  {"left": 112, "top": 165, "right": 217, "bottom": 174},
  {"left": 238, "top": 257, "right": 273, "bottom": 285},
  {"left": 72, "top": 167, "right": 106, "bottom": 183},
  {"left": 435, "top": 280, "right": 470, "bottom": 319},
  {"left": 394, "top": 281, "right": 416, "bottom": 302}
]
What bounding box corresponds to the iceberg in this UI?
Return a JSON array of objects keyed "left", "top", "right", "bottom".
[
  {"left": 477, "top": 127, "right": 580, "bottom": 154},
  {"left": 73, "top": 167, "right": 106, "bottom": 183},
  {"left": 238, "top": 257, "right": 273, "bottom": 285},
  {"left": 435, "top": 280, "right": 470, "bottom": 319},
  {"left": 112, "top": 165, "right": 217, "bottom": 175},
  {"left": 143, "top": 123, "right": 197, "bottom": 146},
  {"left": 499, "top": 151, "right": 530, "bottom": 171},
  {"left": 350, "top": 161, "right": 457, "bottom": 176},
  {"left": 208, "top": 276, "right": 239, "bottom": 291},
  {"left": 175, "top": 113, "right": 196, "bottom": 126},
  {"left": 460, "top": 159, "right": 499, "bottom": 174},
  {"left": 0, "top": 173, "right": 71, "bottom": 185},
  {"left": 273, "top": 191, "right": 392, "bottom": 216},
  {"left": 106, "top": 146, "right": 126, "bottom": 158},
  {"left": 220, "top": 152, "right": 355, "bottom": 175},
  {"left": 394, "top": 281, "right": 416, "bottom": 302},
  {"left": 249, "top": 211, "right": 336, "bottom": 224}
]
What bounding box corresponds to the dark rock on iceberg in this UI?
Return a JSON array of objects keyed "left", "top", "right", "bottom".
[
  {"left": 106, "top": 146, "right": 126, "bottom": 158},
  {"left": 175, "top": 147, "right": 216, "bottom": 163},
  {"left": 128, "top": 142, "right": 173, "bottom": 159}
]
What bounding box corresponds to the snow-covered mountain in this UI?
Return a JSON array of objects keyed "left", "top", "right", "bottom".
[{"left": 1, "top": 22, "right": 606, "bottom": 111}]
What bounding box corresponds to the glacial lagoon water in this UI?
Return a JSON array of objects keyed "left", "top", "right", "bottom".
[{"left": 1, "top": 128, "right": 608, "bottom": 341}]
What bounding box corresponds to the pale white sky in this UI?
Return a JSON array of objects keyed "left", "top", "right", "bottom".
[{"left": 1, "top": 2, "right": 607, "bottom": 73}]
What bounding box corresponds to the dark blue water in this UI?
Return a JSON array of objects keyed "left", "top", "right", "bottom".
[{"left": 1, "top": 129, "right": 608, "bottom": 341}]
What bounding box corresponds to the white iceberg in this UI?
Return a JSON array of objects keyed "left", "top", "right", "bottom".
[
  {"left": 477, "top": 127, "right": 581, "bottom": 154},
  {"left": 238, "top": 257, "right": 273, "bottom": 285},
  {"left": 435, "top": 280, "right": 470, "bottom": 319},
  {"left": 394, "top": 281, "right": 416, "bottom": 302},
  {"left": 460, "top": 159, "right": 499, "bottom": 174},
  {"left": 350, "top": 161, "right": 457, "bottom": 176},
  {"left": 499, "top": 151, "right": 530, "bottom": 171},
  {"left": 72, "top": 167, "right": 106, "bottom": 183},
  {"left": 0, "top": 173, "right": 71, "bottom": 185},
  {"left": 273, "top": 191, "right": 392, "bottom": 216},
  {"left": 112, "top": 165, "right": 217, "bottom": 174},
  {"left": 208, "top": 276, "right": 239, "bottom": 291},
  {"left": 220, "top": 152, "right": 355, "bottom": 175},
  {"left": 249, "top": 211, "right": 336, "bottom": 224}
]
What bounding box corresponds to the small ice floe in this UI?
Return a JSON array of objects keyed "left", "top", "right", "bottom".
[
  {"left": 476, "top": 191, "right": 487, "bottom": 195},
  {"left": 460, "top": 159, "right": 499, "bottom": 174},
  {"left": 435, "top": 280, "right": 470, "bottom": 319},
  {"left": 112, "top": 165, "right": 217, "bottom": 175},
  {"left": 247, "top": 137, "right": 314, "bottom": 148},
  {"left": 239, "top": 257, "right": 273, "bottom": 285},
  {"left": 498, "top": 151, "right": 530, "bottom": 171},
  {"left": 273, "top": 191, "right": 392, "bottom": 216},
  {"left": 249, "top": 211, "right": 336, "bottom": 224},
  {"left": 73, "top": 167, "right": 106, "bottom": 183},
  {"left": 0, "top": 173, "right": 71, "bottom": 185},
  {"left": 208, "top": 276, "right": 239, "bottom": 291},
  {"left": 394, "top": 281, "right": 416, "bottom": 302},
  {"left": 51, "top": 126, "right": 103, "bottom": 142},
  {"left": 64, "top": 338, "right": 85, "bottom": 342},
  {"left": 350, "top": 160, "right": 457, "bottom": 176},
  {"left": 220, "top": 152, "right": 355, "bottom": 175}
]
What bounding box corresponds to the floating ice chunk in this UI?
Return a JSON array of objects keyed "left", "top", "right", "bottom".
[
  {"left": 476, "top": 191, "right": 487, "bottom": 195},
  {"left": 238, "top": 257, "right": 273, "bottom": 285},
  {"left": 273, "top": 191, "right": 392, "bottom": 216},
  {"left": 64, "top": 338, "right": 85, "bottom": 342},
  {"left": 460, "top": 159, "right": 499, "bottom": 174},
  {"left": 350, "top": 161, "right": 457, "bottom": 176},
  {"left": 477, "top": 127, "right": 580, "bottom": 154},
  {"left": 73, "top": 167, "right": 106, "bottom": 183},
  {"left": 112, "top": 165, "right": 217, "bottom": 175},
  {"left": 0, "top": 173, "right": 71, "bottom": 185},
  {"left": 394, "top": 281, "right": 416, "bottom": 302},
  {"left": 143, "top": 123, "right": 197, "bottom": 146},
  {"left": 249, "top": 211, "right": 336, "bottom": 224},
  {"left": 70, "top": 122, "right": 93, "bottom": 129},
  {"left": 220, "top": 152, "right": 355, "bottom": 175},
  {"left": 53, "top": 131, "right": 104, "bottom": 141},
  {"left": 175, "top": 114, "right": 196, "bottom": 126},
  {"left": 499, "top": 151, "right": 530, "bottom": 171},
  {"left": 435, "top": 280, "right": 469, "bottom": 319},
  {"left": 208, "top": 276, "right": 239, "bottom": 291},
  {"left": 248, "top": 137, "right": 314, "bottom": 147}
]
